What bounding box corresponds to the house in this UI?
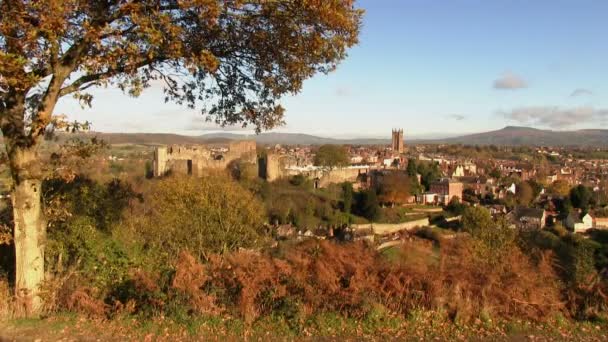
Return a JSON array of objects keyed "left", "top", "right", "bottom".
[
  {"left": 418, "top": 192, "right": 439, "bottom": 205},
  {"left": 508, "top": 207, "right": 546, "bottom": 230},
  {"left": 429, "top": 178, "right": 464, "bottom": 205},
  {"left": 451, "top": 165, "right": 465, "bottom": 178},
  {"left": 486, "top": 204, "right": 507, "bottom": 216},
  {"left": 507, "top": 183, "right": 517, "bottom": 194},
  {"left": 594, "top": 217, "right": 608, "bottom": 230},
  {"left": 565, "top": 212, "right": 593, "bottom": 233}
]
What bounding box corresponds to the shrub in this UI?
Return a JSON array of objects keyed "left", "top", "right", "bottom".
[
  {"left": 146, "top": 238, "right": 564, "bottom": 325},
  {"left": 123, "top": 174, "right": 269, "bottom": 264}
]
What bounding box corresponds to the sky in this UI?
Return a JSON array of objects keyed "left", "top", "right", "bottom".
[{"left": 55, "top": 0, "right": 608, "bottom": 139}]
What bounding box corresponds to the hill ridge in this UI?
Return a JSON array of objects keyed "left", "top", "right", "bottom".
[{"left": 3, "top": 126, "right": 606, "bottom": 147}]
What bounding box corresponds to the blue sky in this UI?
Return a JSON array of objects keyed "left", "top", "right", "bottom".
[{"left": 55, "top": 0, "right": 608, "bottom": 139}]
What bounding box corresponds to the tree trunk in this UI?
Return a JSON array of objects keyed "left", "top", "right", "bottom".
[{"left": 9, "top": 147, "right": 45, "bottom": 316}]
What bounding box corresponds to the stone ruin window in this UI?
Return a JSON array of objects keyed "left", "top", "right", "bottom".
[{"left": 187, "top": 160, "right": 193, "bottom": 175}]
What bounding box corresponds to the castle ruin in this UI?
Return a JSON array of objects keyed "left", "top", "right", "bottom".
[{"left": 153, "top": 140, "right": 257, "bottom": 177}]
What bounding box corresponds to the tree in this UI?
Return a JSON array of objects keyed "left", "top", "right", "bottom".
[
  {"left": 489, "top": 168, "right": 502, "bottom": 179},
  {"left": 406, "top": 158, "right": 417, "bottom": 177},
  {"left": 0, "top": 1, "right": 362, "bottom": 314},
  {"left": 313, "top": 145, "right": 350, "bottom": 169},
  {"left": 570, "top": 185, "right": 592, "bottom": 210},
  {"left": 551, "top": 180, "right": 571, "bottom": 197},
  {"left": 461, "top": 206, "right": 515, "bottom": 260},
  {"left": 416, "top": 161, "right": 441, "bottom": 191},
  {"left": 127, "top": 174, "right": 267, "bottom": 264},
  {"left": 461, "top": 206, "right": 494, "bottom": 238},
  {"left": 355, "top": 189, "right": 380, "bottom": 221},
  {"left": 377, "top": 171, "right": 410, "bottom": 206},
  {"left": 446, "top": 196, "right": 466, "bottom": 215},
  {"left": 516, "top": 181, "right": 534, "bottom": 206},
  {"left": 341, "top": 182, "right": 353, "bottom": 214}
]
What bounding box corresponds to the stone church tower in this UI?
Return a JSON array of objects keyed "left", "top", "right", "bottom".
[{"left": 391, "top": 128, "right": 404, "bottom": 154}]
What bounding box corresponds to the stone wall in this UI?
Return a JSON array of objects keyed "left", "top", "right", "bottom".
[
  {"left": 263, "top": 154, "right": 287, "bottom": 182},
  {"left": 153, "top": 140, "right": 257, "bottom": 177},
  {"left": 282, "top": 166, "right": 370, "bottom": 188},
  {"left": 260, "top": 154, "right": 371, "bottom": 188}
]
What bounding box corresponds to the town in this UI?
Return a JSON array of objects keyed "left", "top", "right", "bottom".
[{"left": 141, "top": 127, "right": 608, "bottom": 241}]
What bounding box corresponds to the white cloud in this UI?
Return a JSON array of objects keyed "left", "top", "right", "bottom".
[
  {"left": 500, "top": 106, "right": 608, "bottom": 128},
  {"left": 335, "top": 86, "right": 353, "bottom": 97},
  {"left": 447, "top": 114, "right": 465, "bottom": 121},
  {"left": 570, "top": 88, "right": 593, "bottom": 97},
  {"left": 493, "top": 72, "right": 527, "bottom": 90}
]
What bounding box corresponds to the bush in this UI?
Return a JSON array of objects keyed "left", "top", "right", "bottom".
[
  {"left": 112, "top": 238, "right": 562, "bottom": 325},
  {"left": 43, "top": 176, "right": 139, "bottom": 295},
  {"left": 123, "top": 174, "right": 269, "bottom": 264}
]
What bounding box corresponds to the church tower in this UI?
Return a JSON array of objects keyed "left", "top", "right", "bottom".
[{"left": 391, "top": 129, "right": 404, "bottom": 154}]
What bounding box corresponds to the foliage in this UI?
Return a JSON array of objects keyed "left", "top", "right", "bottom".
[
  {"left": 103, "top": 238, "right": 564, "bottom": 325},
  {"left": 0, "top": 1, "right": 363, "bottom": 135},
  {"left": 516, "top": 181, "right": 534, "bottom": 205},
  {"left": 39, "top": 176, "right": 141, "bottom": 300},
  {"left": 519, "top": 229, "right": 608, "bottom": 319},
  {"left": 569, "top": 185, "right": 592, "bottom": 210},
  {"left": 446, "top": 197, "right": 466, "bottom": 216},
  {"left": 341, "top": 182, "right": 354, "bottom": 214},
  {"left": 461, "top": 206, "right": 516, "bottom": 263},
  {"left": 551, "top": 180, "right": 571, "bottom": 197},
  {"left": 123, "top": 174, "right": 268, "bottom": 263},
  {"left": 313, "top": 145, "right": 350, "bottom": 169},
  {"left": 44, "top": 176, "right": 140, "bottom": 232},
  {"left": 288, "top": 174, "right": 308, "bottom": 187},
  {"left": 354, "top": 189, "right": 381, "bottom": 221},
  {"left": 263, "top": 179, "right": 343, "bottom": 229},
  {"left": 406, "top": 158, "right": 418, "bottom": 177},
  {"left": 416, "top": 161, "right": 441, "bottom": 191},
  {"left": 489, "top": 168, "right": 502, "bottom": 179},
  {"left": 377, "top": 172, "right": 411, "bottom": 206}
]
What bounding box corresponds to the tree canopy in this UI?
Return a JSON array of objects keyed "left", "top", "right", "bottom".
[
  {"left": 0, "top": 0, "right": 363, "bottom": 189},
  {"left": 570, "top": 185, "right": 592, "bottom": 210},
  {"left": 126, "top": 174, "right": 268, "bottom": 262},
  {"left": 551, "top": 180, "right": 571, "bottom": 197},
  {"left": 1, "top": 1, "right": 363, "bottom": 139},
  {"left": 377, "top": 171, "right": 410, "bottom": 206},
  {"left": 516, "top": 181, "right": 534, "bottom": 206},
  {"left": 313, "top": 144, "right": 349, "bottom": 169}
]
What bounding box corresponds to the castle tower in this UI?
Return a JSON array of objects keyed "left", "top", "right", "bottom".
[
  {"left": 391, "top": 128, "right": 404, "bottom": 154},
  {"left": 153, "top": 146, "right": 168, "bottom": 177}
]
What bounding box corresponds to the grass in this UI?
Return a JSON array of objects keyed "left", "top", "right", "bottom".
[
  {"left": 2, "top": 311, "right": 607, "bottom": 341},
  {"left": 380, "top": 241, "right": 440, "bottom": 267}
]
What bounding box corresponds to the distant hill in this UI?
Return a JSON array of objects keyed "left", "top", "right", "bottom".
[
  {"left": 3, "top": 126, "right": 607, "bottom": 147},
  {"left": 198, "top": 132, "right": 390, "bottom": 145},
  {"left": 422, "top": 126, "right": 608, "bottom": 147},
  {"left": 36, "top": 131, "right": 388, "bottom": 146}
]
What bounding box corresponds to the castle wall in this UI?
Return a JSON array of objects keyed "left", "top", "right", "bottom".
[
  {"left": 152, "top": 141, "right": 257, "bottom": 177},
  {"left": 282, "top": 166, "right": 369, "bottom": 188}
]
